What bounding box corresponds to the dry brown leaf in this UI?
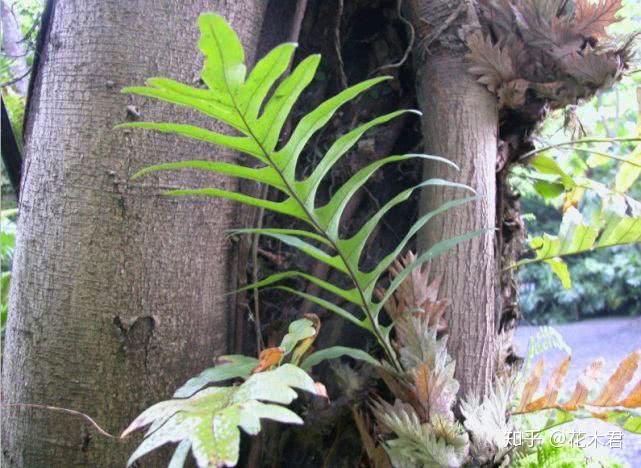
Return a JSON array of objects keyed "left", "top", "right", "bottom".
[
  {"left": 620, "top": 379, "right": 641, "bottom": 408},
  {"left": 525, "top": 356, "right": 571, "bottom": 411},
  {"left": 562, "top": 48, "right": 622, "bottom": 86},
  {"left": 413, "top": 363, "right": 431, "bottom": 414},
  {"left": 574, "top": 0, "right": 623, "bottom": 38},
  {"left": 466, "top": 32, "right": 516, "bottom": 93},
  {"left": 252, "top": 347, "right": 284, "bottom": 374},
  {"left": 516, "top": 351, "right": 641, "bottom": 416},
  {"left": 592, "top": 350, "right": 640, "bottom": 406},
  {"left": 377, "top": 251, "right": 448, "bottom": 333},
  {"left": 564, "top": 358, "right": 604, "bottom": 410},
  {"left": 518, "top": 359, "right": 544, "bottom": 412}
]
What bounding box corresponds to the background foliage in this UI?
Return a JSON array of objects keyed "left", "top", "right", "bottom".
[{"left": 516, "top": 0, "right": 641, "bottom": 324}]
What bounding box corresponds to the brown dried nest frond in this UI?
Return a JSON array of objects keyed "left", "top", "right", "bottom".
[{"left": 468, "top": 0, "right": 636, "bottom": 111}]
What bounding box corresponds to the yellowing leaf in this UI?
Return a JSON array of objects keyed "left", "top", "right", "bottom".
[
  {"left": 290, "top": 314, "right": 321, "bottom": 365},
  {"left": 252, "top": 347, "right": 284, "bottom": 374}
]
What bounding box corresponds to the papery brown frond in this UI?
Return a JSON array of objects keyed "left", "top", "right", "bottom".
[
  {"left": 524, "top": 356, "right": 570, "bottom": 411},
  {"left": 467, "top": 0, "right": 630, "bottom": 114},
  {"left": 466, "top": 32, "right": 517, "bottom": 93},
  {"left": 411, "top": 361, "right": 459, "bottom": 422},
  {"left": 592, "top": 350, "right": 640, "bottom": 406},
  {"left": 517, "top": 358, "right": 544, "bottom": 411},
  {"left": 516, "top": 350, "right": 641, "bottom": 416},
  {"left": 574, "top": 0, "right": 623, "bottom": 38},
  {"left": 562, "top": 48, "right": 622, "bottom": 86},
  {"left": 376, "top": 251, "right": 448, "bottom": 334},
  {"left": 620, "top": 379, "right": 641, "bottom": 408},
  {"left": 565, "top": 357, "right": 604, "bottom": 410}
]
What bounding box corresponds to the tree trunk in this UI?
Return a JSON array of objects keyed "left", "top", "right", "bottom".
[
  {"left": 1, "top": 1, "right": 264, "bottom": 466},
  {"left": 409, "top": 1, "right": 498, "bottom": 397},
  {"left": 1, "top": 0, "right": 30, "bottom": 96}
]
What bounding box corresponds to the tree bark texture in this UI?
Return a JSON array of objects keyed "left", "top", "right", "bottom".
[
  {"left": 1, "top": 1, "right": 264, "bottom": 466},
  {"left": 409, "top": 0, "right": 498, "bottom": 397},
  {"left": 1, "top": 0, "right": 30, "bottom": 96}
]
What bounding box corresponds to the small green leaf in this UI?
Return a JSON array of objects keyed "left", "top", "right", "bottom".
[
  {"left": 372, "top": 229, "right": 487, "bottom": 317},
  {"left": 300, "top": 110, "right": 423, "bottom": 208},
  {"left": 238, "top": 42, "right": 297, "bottom": 120},
  {"left": 615, "top": 143, "right": 641, "bottom": 193},
  {"left": 275, "top": 286, "right": 366, "bottom": 329},
  {"left": 198, "top": 13, "right": 246, "bottom": 99},
  {"left": 168, "top": 440, "right": 191, "bottom": 468},
  {"left": 239, "top": 271, "right": 361, "bottom": 306},
  {"left": 131, "top": 160, "right": 287, "bottom": 192},
  {"left": 125, "top": 365, "right": 317, "bottom": 467},
  {"left": 227, "top": 228, "right": 333, "bottom": 247},
  {"left": 530, "top": 154, "right": 575, "bottom": 188},
  {"left": 533, "top": 180, "right": 565, "bottom": 199},
  {"left": 279, "top": 318, "right": 316, "bottom": 355},
  {"left": 174, "top": 355, "right": 259, "bottom": 398},
  {"left": 165, "top": 188, "right": 309, "bottom": 221},
  {"left": 116, "top": 122, "right": 264, "bottom": 160},
  {"left": 255, "top": 54, "right": 321, "bottom": 152},
  {"left": 315, "top": 155, "right": 459, "bottom": 240},
  {"left": 274, "top": 76, "right": 392, "bottom": 178}
]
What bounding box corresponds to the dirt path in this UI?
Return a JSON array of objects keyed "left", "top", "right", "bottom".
[{"left": 514, "top": 317, "right": 641, "bottom": 467}]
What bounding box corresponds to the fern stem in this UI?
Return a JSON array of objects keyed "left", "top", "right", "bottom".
[{"left": 228, "top": 97, "right": 401, "bottom": 370}]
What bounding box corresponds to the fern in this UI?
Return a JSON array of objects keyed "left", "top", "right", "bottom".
[
  {"left": 514, "top": 350, "right": 641, "bottom": 435},
  {"left": 123, "top": 363, "right": 317, "bottom": 467},
  {"left": 122, "top": 316, "right": 325, "bottom": 467},
  {"left": 118, "top": 13, "right": 480, "bottom": 467},
  {"left": 118, "top": 13, "right": 478, "bottom": 368}
]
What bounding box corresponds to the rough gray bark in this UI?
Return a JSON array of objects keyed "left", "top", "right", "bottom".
[
  {"left": 1, "top": 0, "right": 30, "bottom": 96},
  {"left": 409, "top": 1, "right": 497, "bottom": 397},
  {"left": 1, "top": 1, "right": 264, "bottom": 466}
]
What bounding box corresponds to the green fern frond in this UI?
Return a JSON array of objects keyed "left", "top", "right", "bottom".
[{"left": 120, "top": 12, "right": 480, "bottom": 369}]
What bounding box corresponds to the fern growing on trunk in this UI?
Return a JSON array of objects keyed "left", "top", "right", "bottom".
[
  {"left": 117, "top": 13, "right": 478, "bottom": 467},
  {"left": 118, "top": 13, "right": 478, "bottom": 369}
]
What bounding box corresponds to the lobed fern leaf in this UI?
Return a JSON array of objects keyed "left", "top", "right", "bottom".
[
  {"left": 123, "top": 316, "right": 326, "bottom": 467},
  {"left": 513, "top": 207, "right": 641, "bottom": 288},
  {"left": 122, "top": 364, "right": 318, "bottom": 467},
  {"left": 120, "top": 13, "right": 479, "bottom": 368}
]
